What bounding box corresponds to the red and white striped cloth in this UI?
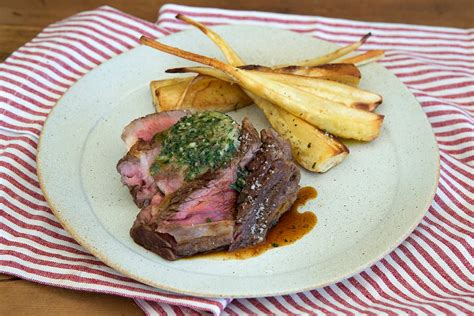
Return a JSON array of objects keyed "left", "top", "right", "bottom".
[{"left": 0, "top": 4, "right": 472, "bottom": 315}]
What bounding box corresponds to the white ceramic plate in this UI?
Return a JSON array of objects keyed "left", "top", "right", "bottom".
[{"left": 37, "top": 26, "right": 439, "bottom": 298}]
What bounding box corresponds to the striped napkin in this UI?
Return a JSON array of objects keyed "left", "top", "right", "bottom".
[{"left": 1, "top": 4, "right": 472, "bottom": 315}]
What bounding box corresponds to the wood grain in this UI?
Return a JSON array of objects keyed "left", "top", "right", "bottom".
[
  {"left": 1, "top": 0, "right": 473, "bottom": 28},
  {"left": 0, "top": 24, "right": 41, "bottom": 60},
  {"left": 0, "top": 1, "right": 471, "bottom": 315},
  {"left": 0, "top": 274, "right": 143, "bottom": 316}
]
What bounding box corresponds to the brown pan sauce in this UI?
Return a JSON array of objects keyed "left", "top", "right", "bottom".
[{"left": 194, "top": 186, "right": 317, "bottom": 260}]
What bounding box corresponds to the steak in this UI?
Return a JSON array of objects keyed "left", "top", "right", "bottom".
[
  {"left": 118, "top": 111, "right": 301, "bottom": 260},
  {"left": 130, "top": 119, "right": 261, "bottom": 260},
  {"left": 121, "top": 110, "right": 189, "bottom": 149},
  {"left": 116, "top": 111, "right": 188, "bottom": 207},
  {"left": 230, "top": 129, "right": 301, "bottom": 251}
]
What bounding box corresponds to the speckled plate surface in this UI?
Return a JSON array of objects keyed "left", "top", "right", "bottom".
[{"left": 37, "top": 26, "right": 439, "bottom": 298}]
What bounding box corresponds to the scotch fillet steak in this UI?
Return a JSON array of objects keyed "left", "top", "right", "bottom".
[
  {"left": 117, "top": 111, "right": 301, "bottom": 260},
  {"left": 230, "top": 129, "right": 301, "bottom": 251},
  {"left": 116, "top": 110, "right": 188, "bottom": 208},
  {"left": 130, "top": 118, "right": 261, "bottom": 260}
]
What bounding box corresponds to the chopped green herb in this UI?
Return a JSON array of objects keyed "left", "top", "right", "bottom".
[
  {"left": 152, "top": 132, "right": 165, "bottom": 143},
  {"left": 151, "top": 111, "right": 240, "bottom": 180},
  {"left": 206, "top": 218, "right": 212, "bottom": 223},
  {"left": 230, "top": 167, "right": 248, "bottom": 192},
  {"left": 271, "top": 243, "right": 279, "bottom": 248},
  {"left": 149, "top": 161, "right": 161, "bottom": 175}
]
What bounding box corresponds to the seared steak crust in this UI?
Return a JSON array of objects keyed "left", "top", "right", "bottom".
[
  {"left": 230, "top": 129, "right": 301, "bottom": 251},
  {"left": 130, "top": 216, "right": 234, "bottom": 261}
]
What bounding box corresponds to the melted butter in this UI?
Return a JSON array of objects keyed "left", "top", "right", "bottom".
[{"left": 193, "top": 186, "right": 317, "bottom": 260}]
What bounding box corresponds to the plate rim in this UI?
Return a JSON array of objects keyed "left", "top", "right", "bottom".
[{"left": 37, "top": 25, "right": 440, "bottom": 298}]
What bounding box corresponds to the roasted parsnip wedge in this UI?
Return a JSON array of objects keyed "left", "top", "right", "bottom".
[
  {"left": 241, "top": 63, "right": 361, "bottom": 86},
  {"left": 252, "top": 92, "right": 349, "bottom": 172},
  {"left": 156, "top": 17, "right": 374, "bottom": 115},
  {"left": 151, "top": 75, "right": 252, "bottom": 112},
  {"left": 274, "top": 33, "right": 371, "bottom": 67},
  {"left": 150, "top": 77, "right": 191, "bottom": 89},
  {"left": 176, "top": 14, "right": 244, "bottom": 66},
  {"left": 168, "top": 66, "right": 382, "bottom": 111},
  {"left": 250, "top": 71, "right": 381, "bottom": 111},
  {"left": 339, "top": 50, "right": 385, "bottom": 66},
  {"left": 177, "top": 13, "right": 373, "bottom": 69},
  {"left": 140, "top": 36, "right": 383, "bottom": 141},
  {"left": 154, "top": 62, "right": 361, "bottom": 112},
  {"left": 150, "top": 77, "right": 191, "bottom": 108}
]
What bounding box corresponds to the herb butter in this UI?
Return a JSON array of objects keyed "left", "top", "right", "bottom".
[{"left": 151, "top": 111, "right": 240, "bottom": 180}]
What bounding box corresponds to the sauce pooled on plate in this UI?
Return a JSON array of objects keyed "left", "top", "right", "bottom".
[{"left": 193, "top": 186, "right": 317, "bottom": 260}]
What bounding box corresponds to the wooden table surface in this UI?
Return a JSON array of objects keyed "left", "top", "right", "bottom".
[{"left": 1, "top": 0, "right": 472, "bottom": 315}]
